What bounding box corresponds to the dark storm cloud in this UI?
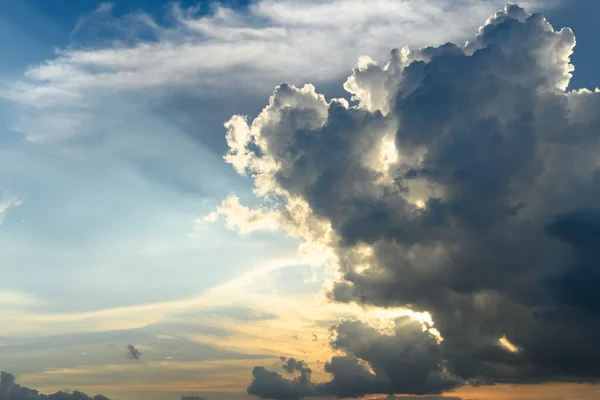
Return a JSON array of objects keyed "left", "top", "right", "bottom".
[
  {"left": 0, "top": 371, "right": 111, "bottom": 400},
  {"left": 324, "top": 319, "right": 461, "bottom": 395},
  {"left": 223, "top": 3, "right": 600, "bottom": 398},
  {"left": 281, "top": 358, "right": 312, "bottom": 381},
  {"left": 248, "top": 319, "right": 461, "bottom": 399},
  {"left": 126, "top": 344, "right": 141, "bottom": 360},
  {"left": 247, "top": 364, "right": 317, "bottom": 400}
]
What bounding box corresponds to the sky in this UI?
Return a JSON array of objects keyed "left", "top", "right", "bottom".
[{"left": 1, "top": 1, "right": 600, "bottom": 400}]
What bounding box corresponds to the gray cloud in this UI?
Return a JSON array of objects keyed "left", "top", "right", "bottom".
[
  {"left": 368, "top": 397, "right": 461, "bottom": 400},
  {"left": 222, "top": 3, "right": 600, "bottom": 398},
  {"left": 324, "top": 319, "right": 461, "bottom": 396},
  {"left": 281, "top": 358, "right": 312, "bottom": 381},
  {"left": 126, "top": 344, "right": 141, "bottom": 360},
  {"left": 248, "top": 319, "right": 461, "bottom": 399},
  {"left": 0, "top": 371, "right": 112, "bottom": 400},
  {"left": 248, "top": 364, "right": 317, "bottom": 400}
]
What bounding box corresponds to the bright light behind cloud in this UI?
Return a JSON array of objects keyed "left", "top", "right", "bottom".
[{"left": 498, "top": 335, "right": 520, "bottom": 353}]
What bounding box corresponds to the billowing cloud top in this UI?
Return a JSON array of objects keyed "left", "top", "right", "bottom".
[{"left": 209, "top": 3, "right": 600, "bottom": 399}]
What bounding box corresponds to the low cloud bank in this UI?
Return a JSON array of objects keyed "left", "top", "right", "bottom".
[{"left": 0, "top": 371, "right": 111, "bottom": 400}]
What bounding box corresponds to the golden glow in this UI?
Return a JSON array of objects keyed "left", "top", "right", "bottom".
[
  {"left": 354, "top": 263, "right": 370, "bottom": 273},
  {"left": 363, "top": 308, "right": 443, "bottom": 342},
  {"left": 414, "top": 199, "right": 426, "bottom": 209},
  {"left": 498, "top": 335, "right": 520, "bottom": 353},
  {"left": 454, "top": 382, "right": 600, "bottom": 400},
  {"left": 11, "top": 256, "right": 446, "bottom": 396},
  {"left": 380, "top": 136, "right": 399, "bottom": 169}
]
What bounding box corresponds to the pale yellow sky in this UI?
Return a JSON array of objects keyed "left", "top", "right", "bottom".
[{"left": 11, "top": 260, "right": 600, "bottom": 400}]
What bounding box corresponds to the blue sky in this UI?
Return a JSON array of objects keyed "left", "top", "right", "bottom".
[{"left": 1, "top": 1, "right": 600, "bottom": 400}]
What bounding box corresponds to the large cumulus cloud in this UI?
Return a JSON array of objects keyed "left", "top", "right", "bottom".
[{"left": 214, "top": 3, "right": 600, "bottom": 399}]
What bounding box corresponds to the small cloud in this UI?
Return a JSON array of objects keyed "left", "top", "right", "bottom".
[
  {"left": 0, "top": 194, "right": 22, "bottom": 223},
  {"left": 126, "top": 344, "right": 142, "bottom": 360}
]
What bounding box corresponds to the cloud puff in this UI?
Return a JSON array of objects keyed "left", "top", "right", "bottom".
[
  {"left": 126, "top": 344, "right": 142, "bottom": 360},
  {"left": 248, "top": 318, "right": 461, "bottom": 399},
  {"left": 248, "top": 359, "right": 317, "bottom": 400},
  {"left": 0, "top": 371, "right": 111, "bottom": 400},
  {"left": 216, "top": 3, "right": 600, "bottom": 397},
  {"left": 0, "top": 193, "right": 22, "bottom": 223}
]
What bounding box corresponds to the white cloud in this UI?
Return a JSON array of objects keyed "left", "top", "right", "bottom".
[
  {"left": 202, "top": 195, "right": 281, "bottom": 233},
  {"left": 0, "top": 195, "right": 22, "bottom": 223},
  {"left": 3, "top": 0, "right": 555, "bottom": 109}
]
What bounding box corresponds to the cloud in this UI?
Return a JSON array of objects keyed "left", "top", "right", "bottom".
[
  {"left": 248, "top": 318, "right": 461, "bottom": 398},
  {"left": 369, "top": 397, "right": 462, "bottom": 400},
  {"left": 70, "top": 2, "right": 115, "bottom": 38},
  {"left": 281, "top": 358, "right": 312, "bottom": 381},
  {"left": 202, "top": 196, "right": 282, "bottom": 233},
  {"left": 213, "top": 2, "right": 600, "bottom": 397},
  {"left": 3, "top": 0, "right": 553, "bottom": 110},
  {"left": 0, "top": 371, "right": 112, "bottom": 400},
  {"left": 248, "top": 357, "right": 317, "bottom": 400},
  {"left": 0, "top": 193, "right": 22, "bottom": 223},
  {"left": 126, "top": 344, "right": 142, "bottom": 360}
]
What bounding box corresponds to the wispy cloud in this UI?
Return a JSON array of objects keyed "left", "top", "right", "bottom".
[
  {"left": 70, "top": 2, "right": 115, "bottom": 38},
  {"left": 0, "top": 194, "right": 22, "bottom": 223},
  {"left": 4, "top": 0, "right": 552, "bottom": 110}
]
